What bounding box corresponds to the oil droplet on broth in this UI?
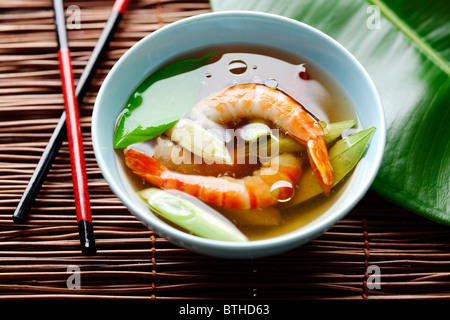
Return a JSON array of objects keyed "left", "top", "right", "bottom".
[
  {"left": 228, "top": 59, "right": 248, "bottom": 75},
  {"left": 264, "top": 78, "right": 278, "bottom": 89}
]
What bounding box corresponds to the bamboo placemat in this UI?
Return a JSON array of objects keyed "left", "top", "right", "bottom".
[{"left": 1, "top": 0, "right": 450, "bottom": 300}]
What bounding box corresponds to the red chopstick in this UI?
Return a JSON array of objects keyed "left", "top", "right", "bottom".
[
  {"left": 53, "top": 0, "right": 95, "bottom": 254},
  {"left": 113, "top": 0, "right": 131, "bottom": 14},
  {"left": 13, "top": 0, "right": 131, "bottom": 255},
  {"left": 59, "top": 49, "right": 95, "bottom": 255}
]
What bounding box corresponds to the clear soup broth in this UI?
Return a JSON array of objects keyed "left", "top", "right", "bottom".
[{"left": 115, "top": 44, "right": 359, "bottom": 241}]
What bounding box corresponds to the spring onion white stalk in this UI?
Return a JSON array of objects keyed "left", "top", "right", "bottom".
[
  {"left": 241, "top": 119, "right": 357, "bottom": 154},
  {"left": 239, "top": 121, "right": 272, "bottom": 142},
  {"left": 138, "top": 188, "right": 248, "bottom": 242},
  {"left": 165, "top": 118, "right": 233, "bottom": 165}
]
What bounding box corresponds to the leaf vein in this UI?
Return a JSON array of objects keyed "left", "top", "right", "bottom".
[{"left": 369, "top": 0, "right": 450, "bottom": 76}]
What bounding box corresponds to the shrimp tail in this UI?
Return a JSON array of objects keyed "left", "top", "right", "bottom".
[
  {"left": 306, "top": 138, "right": 334, "bottom": 195},
  {"left": 124, "top": 149, "right": 166, "bottom": 187}
]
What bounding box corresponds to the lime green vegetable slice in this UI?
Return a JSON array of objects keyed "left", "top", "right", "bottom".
[
  {"left": 241, "top": 119, "right": 357, "bottom": 155},
  {"left": 138, "top": 188, "right": 248, "bottom": 242},
  {"left": 165, "top": 118, "right": 233, "bottom": 165},
  {"left": 285, "top": 126, "right": 376, "bottom": 207},
  {"left": 324, "top": 119, "right": 357, "bottom": 145}
]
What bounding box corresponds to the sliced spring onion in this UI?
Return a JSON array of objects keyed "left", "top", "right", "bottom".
[
  {"left": 240, "top": 119, "right": 357, "bottom": 155},
  {"left": 164, "top": 118, "right": 233, "bottom": 165},
  {"left": 284, "top": 126, "right": 376, "bottom": 207},
  {"left": 323, "top": 119, "right": 357, "bottom": 145},
  {"left": 271, "top": 135, "right": 303, "bottom": 153},
  {"left": 138, "top": 188, "right": 248, "bottom": 242},
  {"left": 238, "top": 121, "right": 272, "bottom": 143}
]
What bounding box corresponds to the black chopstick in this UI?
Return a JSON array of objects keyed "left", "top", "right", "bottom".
[{"left": 12, "top": 0, "right": 131, "bottom": 251}]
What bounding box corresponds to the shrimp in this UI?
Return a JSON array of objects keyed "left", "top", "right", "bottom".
[
  {"left": 189, "top": 83, "right": 334, "bottom": 194},
  {"left": 124, "top": 148, "right": 302, "bottom": 210}
]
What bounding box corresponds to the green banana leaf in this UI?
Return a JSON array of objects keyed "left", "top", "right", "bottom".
[{"left": 210, "top": 0, "right": 450, "bottom": 225}]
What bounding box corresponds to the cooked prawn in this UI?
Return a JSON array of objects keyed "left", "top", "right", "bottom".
[
  {"left": 124, "top": 148, "right": 302, "bottom": 210},
  {"left": 189, "top": 83, "right": 334, "bottom": 194}
]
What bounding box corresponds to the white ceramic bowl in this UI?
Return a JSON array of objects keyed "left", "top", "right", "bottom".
[{"left": 92, "top": 11, "right": 385, "bottom": 259}]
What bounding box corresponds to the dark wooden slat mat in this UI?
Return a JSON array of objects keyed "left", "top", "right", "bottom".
[{"left": 1, "top": 0, "right": 450, "bottom": 300}]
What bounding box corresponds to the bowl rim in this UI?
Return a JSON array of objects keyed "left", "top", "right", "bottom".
[{"left": 92, "top": 10, "right": 386, "bottom": 257}]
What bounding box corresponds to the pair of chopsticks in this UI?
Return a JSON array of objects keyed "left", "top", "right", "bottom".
[{"left": 12, "top": 0, "right": 131, "bottom": 255}]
